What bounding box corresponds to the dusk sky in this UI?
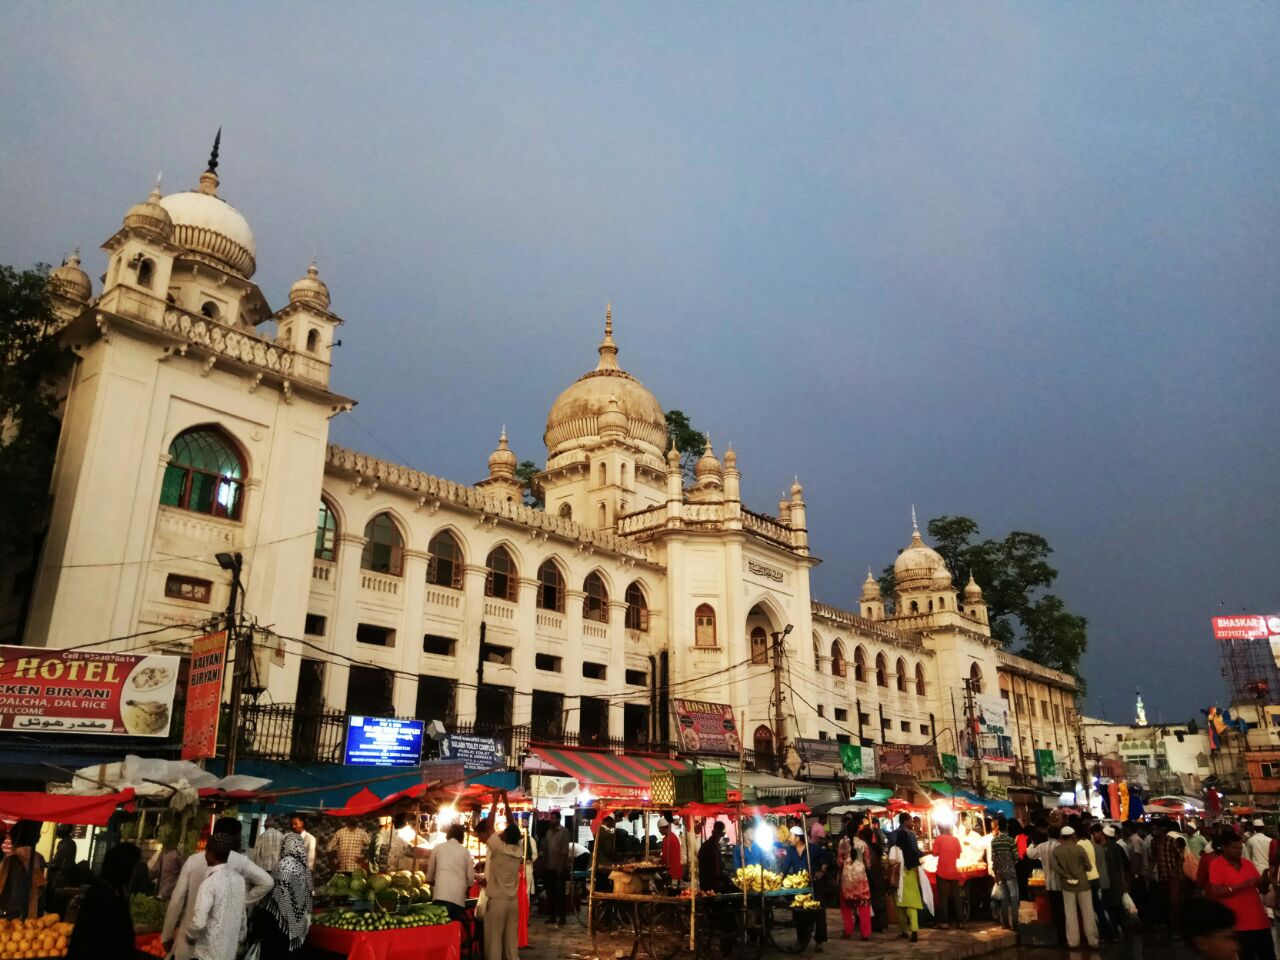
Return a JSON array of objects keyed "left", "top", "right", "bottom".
[{"left": 3, "top": 3, "right": 1277, "bottom": 723}]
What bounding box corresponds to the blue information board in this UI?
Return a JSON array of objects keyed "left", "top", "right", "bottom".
[{"left": 344, "top": 716, "right": 424, "bottom": 768}]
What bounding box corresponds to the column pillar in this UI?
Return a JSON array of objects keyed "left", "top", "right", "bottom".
[
  {"left": 608, "top": 599, "right": 629, "bottom": 741},
  {"left": 513, "top": 576, "right": 540, "bottom": 728},
  {"left": 455, "top": 564, "right": 489, "bottom": 725},
  {"left": 565, "top": 588, "right": 586, "bottom": 739},
  {"left": 394, "top": 549, "right": 429, "bottom": 717},
  {"left": 323, "top": 533, "right": 367, "bottom": 710}
]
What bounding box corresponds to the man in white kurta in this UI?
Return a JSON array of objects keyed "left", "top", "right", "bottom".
[{"left": 162, "top": 820, "right": 273, "bottom": 960}]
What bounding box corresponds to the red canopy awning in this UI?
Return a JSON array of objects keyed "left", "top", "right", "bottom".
[
  {"left": 327, "top": 782, "right": 496, "bottom": 818},
  {"left": 529, "top": 746, "right": 687, "bottom": 800},
  {"left": 328, "top": 787, "right": 384, "bottom": 818},
  {"left": 0, "top": 789, "right": 136, "bottom": 827}
]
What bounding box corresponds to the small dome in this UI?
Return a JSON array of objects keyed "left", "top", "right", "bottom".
[
  {"left": 545, "top": 307, "right": 667, "bottom": 458},
  {"left": 893, "top": 523, "right": 951, "bottom": 591},
  {"left": 289, "top": 261, "right": 331, "bottom": 311},
  {"left": 723, "top": 445, "right": 737, "bottom": 470},
  {"left": 860, "top": 570, "right": 881, "bottom": 602},
  {"left": 488, "top": 429, "right": 517, "bottom": 477},
  {"left": 159, "top": 180, "right": 256, "bottom": 279},
  {"left": 666, "top": 439, "right": 681, "bottom": 470},
  {"left": 49, "top": 252, "right": 91, "bottom": 303},
  {"left": 791, "top": 477, "right": 804, "bottom": 499},
  {"left": 598, "top": 397, "right": 627, "bottom": 435},
  {"left": 964, "top": 574, "right": 984, "bottom": 601},
  {"left": 694, "top": 438, "right": 722, "bottom": 479},
  {"left": 123, "top": 184, "right": 173, "bottom": 241}
]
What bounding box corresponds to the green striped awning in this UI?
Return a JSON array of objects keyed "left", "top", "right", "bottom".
[{"left": 529, "top": 746, "right": 688, "bottom": 800}]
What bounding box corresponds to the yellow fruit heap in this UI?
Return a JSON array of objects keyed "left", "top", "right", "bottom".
[
  {"left": 0, "top": 914, "right": 72, "bottom": 958},
  {"left": 732, "top": 866, "right": 784, "bottom": 892},
  {"left": 790, "top": 893, "right": 823, "bottom": 911},
  {"left": 781, "top": 872, "right": 810, "bottom": 889}
]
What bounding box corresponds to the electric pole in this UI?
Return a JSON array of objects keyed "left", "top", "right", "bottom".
[
  {"left": 218, "top": 552, "right": 246, "bottom": 775},
  {"left": 770, "top": 624, "right": 793, "bottom": 775}
]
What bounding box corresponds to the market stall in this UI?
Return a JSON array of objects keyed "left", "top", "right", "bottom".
[{"left": 585, "top": 800, "right": 820, "bottom": 959}]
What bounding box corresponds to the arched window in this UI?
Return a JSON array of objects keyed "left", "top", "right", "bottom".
[
  {"left": 853, "top": 646, "right": 867, "bottom": 683},
  {"left": 864, "top": 606, "right": 873, "bottom": 618},
  {"left": 620, "top": 463, "right": 628, "bottom": 488},
  {"left": 813, "top": 635, "right": 822, "bottom": 670},
  {"left": 597, "top": 503, "right": 606, "bottom": 526},
  {"left": 909, "top": 600, "right": 919, "bottom": 614},
  {"left": 969, "top": 662, "right": 985, "bottom": 695},
  {"left": 695, "top": 604, "right": 717, "bottom": 647},
  {"left": 306, "top": 329, "right": 320, "bottom": 353},
  {"left": 136, "top": 258, "right": 155, "bottom": 289},
  {"left": 427, "top": 531, "right": 464, "bottom": 589},
  {"left": 200, "top": 300, "right": 220, "bottom": 320},
  {"left": 938, "top": 597, "right": 946, "bottom": 610},
  {"left": 751, "top": 627, "right": 769, "bottom": 664},
  {"left": 875, "top": 653, "right": 888, "bottom": 688},
  {"left": 558, "top": 502, "right": 573, "bottom": 520},
  {"left": 315, "top": 499, "right": 338, "bottom": 561},
  {"left": 537, "top": 559, "right": 565, "bottom": 612},
  {"left": 484, "top": 546, "right": 517, "bottom": 601},
  {"left": 830, "top": 640, "right": 846, "bottom": 678},
  {"left": 159, "top": 426, "right": 245, "bottom": 520},
  {"left": 584, "top": 572, "right": 609, "bottom": 623},
  {"left": 754, "top": 725, "right": 775, "bottom": 766},
  {"left": 598, "top": 462, "right": 607, "bottom": 486},
  {"left": 927, "top": 599, "right": 934, "bottom": 612},
  {"left": 361, "top": 513, "right": 404, "bottom": 576},
  {"left": 915, "top": 662, "right": 926, "bottom": 696},
  {"left": 624, "top": 582, "right": 649, "bottom": 631},
  {"left": 895, "top": 657, "right": 908, "bottom": 693}
]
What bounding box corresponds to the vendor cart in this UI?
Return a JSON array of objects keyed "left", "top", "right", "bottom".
[{"left": 584, "top": 800, "right": 819, "bottom": 959}]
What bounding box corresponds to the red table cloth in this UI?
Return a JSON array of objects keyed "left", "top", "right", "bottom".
[{"left": 306, "top": 921, "right": 461, "bottom": 960}]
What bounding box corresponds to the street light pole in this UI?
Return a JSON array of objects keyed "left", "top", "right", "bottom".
[{"left": 217, "top": 552, "right": 245, "bottom": 776}]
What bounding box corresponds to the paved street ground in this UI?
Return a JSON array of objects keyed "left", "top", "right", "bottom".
[{"left": 518, "top": 912, "right": 1016, "bottom": 960}]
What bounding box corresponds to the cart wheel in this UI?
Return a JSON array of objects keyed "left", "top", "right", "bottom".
[{"left": 644, "top": 901, "right": 689, "bottom": 960}]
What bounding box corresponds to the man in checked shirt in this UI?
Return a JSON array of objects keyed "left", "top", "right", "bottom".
[
  {"left": 1151, "top": 819, "right": 1184, "bottom": 923},
  {"left": 327, "top": 819, "right": 372, "bottom": 873}
]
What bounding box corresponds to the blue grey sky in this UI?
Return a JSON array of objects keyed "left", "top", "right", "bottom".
[{"left": 3, "top": 3, "right": 1277, "bottom": 723}]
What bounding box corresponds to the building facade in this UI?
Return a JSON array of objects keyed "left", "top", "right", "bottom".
[{"left": 21, "top": 150, "right": 1079, "bottom": 787}]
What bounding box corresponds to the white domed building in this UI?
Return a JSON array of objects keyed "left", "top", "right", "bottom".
[{"left": 16, "top": 142, "right": 1081, "bottom": 806}]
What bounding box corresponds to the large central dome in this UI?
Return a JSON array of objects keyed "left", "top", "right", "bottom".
[
  {"left": 545, "top": 309, "right": 667, "bottom": 459},
  {"left": 157, "top": 155, "right": 257, "bottom": 279}
]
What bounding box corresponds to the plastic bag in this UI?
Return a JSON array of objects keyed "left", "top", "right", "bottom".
[
  {"left": 1121, "top": 892, "right": 1138, "bottom": 916},
  {"left": 475, "top": 887, "right": 489, "bottom": 920}
]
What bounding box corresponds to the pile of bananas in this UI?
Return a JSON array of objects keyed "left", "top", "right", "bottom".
[
  {"left": 781, "top": 872, "right": 810, "bottom": 889},
  {"left": 733, "top": 866, "right": 784, "bottom": 892},
  {"left": 791, "top": 893, "right": 823, "bottom": 911}
]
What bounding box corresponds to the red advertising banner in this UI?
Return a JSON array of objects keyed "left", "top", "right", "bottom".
[
  {"left": 0, "top": 645, "right": 179, "bottom": 736},
  {"left": 1212, "top": 616, "right": 1280, "bottom": 640},
  {"left": 182, "top": 632, "right": 227, "bottom": 761},
  {"left": 672, "top": 699, "right": 742, "bottom": 755}
]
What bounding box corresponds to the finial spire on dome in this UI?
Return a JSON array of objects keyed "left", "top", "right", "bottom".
[
  {"left": 151, "top": 172, "right": 162, "bottom": 201},
  {"left": 199, "top": 128, "right": 222, "bottom": 196},
  {"left": 207, "top": 127, "right": 221, "bottom": 175},
  {"left": 911, "top": 504, "right": 918, "bottom": 534},
  {"left": 595, "top": 302, "right": 619, "bottom": 371}
]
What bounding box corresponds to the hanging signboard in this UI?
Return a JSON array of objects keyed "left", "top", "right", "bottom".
[
  {"left": 439, "top": 733, "right": 504, "bottom": 772},
  {"left": 0, "top": 644, "right": 180, "bottom": 737},
  {"left": 838, "top": 743, "right": 877, "bottom": 779},
  {"left": 877, "top": 744, "right": 912, "bottom": 776},
  {"left": 975, "top": 695, "right": 1016, "bottom": 766},
  {"left": 672, "top": 700, "right": 741, "bottom": 755},
  {"left": 344, "top": 716, "right": 424, "bottom": 767},
  {"left": 182, "top": 631, "right": 228, "bottom": 760},
  {"left": 1035, "top": 748, "right": 1057, "bottom": 780}
]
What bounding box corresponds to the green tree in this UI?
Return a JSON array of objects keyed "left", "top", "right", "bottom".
[
  {"left": 880, "top": 514, "right": 1088, "bottom": 676},
  {"left": 0, "top": 264, "right": 68, "bottom": 551},
  {"left": 665, "top": 409, "right": 707, "bottom": 483},
  {"left": 514, "top": 460, "right": 543, "bottom": 509}
]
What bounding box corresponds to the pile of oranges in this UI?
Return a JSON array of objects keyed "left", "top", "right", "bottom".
[{"left": 0, "top": 914, "right": 72, "bottom": 958}]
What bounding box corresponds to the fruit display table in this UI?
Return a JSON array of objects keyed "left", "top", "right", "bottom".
[{"left": 305, "top": 920, "right": 461, "bottom": 960}]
